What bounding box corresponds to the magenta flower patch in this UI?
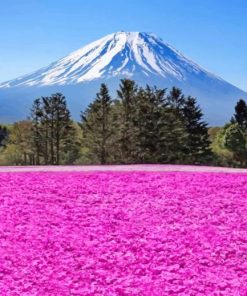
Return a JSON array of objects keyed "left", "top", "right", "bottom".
[{"left": 0, "top": 171, "right": 246, "bottom": 295}]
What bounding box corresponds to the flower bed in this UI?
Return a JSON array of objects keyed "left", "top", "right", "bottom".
[{"left": 0, "top": 171, "right": 246, "bottom": 295}]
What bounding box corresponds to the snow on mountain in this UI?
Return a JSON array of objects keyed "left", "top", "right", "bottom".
[
  {"left": 0, "top": 32, "right": 221, "bottom": 88},
  {"left": 0, "top": 31, "right": 246, "bottom": 124}
]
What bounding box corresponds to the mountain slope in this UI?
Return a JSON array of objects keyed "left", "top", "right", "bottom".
[{"left": 0, "top": 31, "right": 246, "bottom": 124}]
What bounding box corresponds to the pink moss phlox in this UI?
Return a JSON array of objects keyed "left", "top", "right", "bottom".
[{"left": 0, "top": 171, "right": 246, "bottom": 295}]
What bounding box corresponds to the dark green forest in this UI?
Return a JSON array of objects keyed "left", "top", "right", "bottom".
[{"left": 0, "top": 79, "right": 247, "bottom": 167}]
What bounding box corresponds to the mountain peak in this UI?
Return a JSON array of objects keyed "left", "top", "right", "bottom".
[
  {"left": 0, "top": 31, "right": 247, "bottom": 124},
  {"left": 0, "top": 31, "right": 212, "bottom": 88}
]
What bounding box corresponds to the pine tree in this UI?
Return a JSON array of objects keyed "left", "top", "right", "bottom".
[
  {"left": 62, "top": 122, "right": 81, "bottom": 164},
  {"left": 40, "top": 96, "right": 50, "bottom": 164},
  {"left": 133, "top": 85, "right": 188, "bottom": 164},
  {"left": 117, "top": 79, "right": 138, "bottom": 163},
  {"left": 167, "top": 87, "right": 185, "bottom": 115},
  {"left": 153, "top": 86, "right": 188, "bottom": 163},
  {"left": 134, "top": 86, "right": 166, "bottom": 163},
  {"left": 30, "top": 93, "right": 73, "bottom": 165},
  {"left": 50, "top": 93, "right": 72, "bottom": 165},
  {"left": 81, "top": 84, "right": 113, "bottom": 164},
  {"left": 182, "top": 96, "right": 212, "bottom": 163},
  {"left": 157, "top": 107, "right": 188, "bottom": 163},
  {"left": 43, "top": 96, "right": 55, "bottom": 164},
  {"left": 232, "top": 99, "right": 247, "bottom": 131},
  {"left": 30, "top": 98, "right": 43, "bottom": 164}
]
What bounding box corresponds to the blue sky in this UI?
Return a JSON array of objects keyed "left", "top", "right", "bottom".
[{"left": 0, "top": 0, "right": 247, "bottom": 91}]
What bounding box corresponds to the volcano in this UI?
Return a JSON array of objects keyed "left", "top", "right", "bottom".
[{"left": 0, "top": 31, "right": 246, "bottom": 124}]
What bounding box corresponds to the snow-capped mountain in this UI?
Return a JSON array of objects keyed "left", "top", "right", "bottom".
[
  {"left": 0, "top": 31, "right": 246, "bottom": 124},
  {"left": 0, "top": 32, "right": 219, "bottom": 87}
]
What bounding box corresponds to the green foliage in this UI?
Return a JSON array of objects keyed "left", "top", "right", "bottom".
[
  {"left": 81, "top": 84, "right": 113, "bottom": 164},
  {"left": 30, "top": 93, "right": 74, "bottom": 165},
  {"left": 182, "top": 96, "right": 212, "bottom": 163},
  {"left": 232, "top": 99, "right": 247, "bottom": 131},
  {"left": 116, "top": 79, "right": 139, "bottom": 163},
  {"left": 80, "top": 81, "right": 212, "bottom": 165},
  {"left": 60, "top": 122, "right": 82, "bottom": 165},
  {"left": 210, "top": 122, "right": 247, "bottom": 167},
  {"left": 133, "top": 86, "right": 188, "bottom": 163},
  {"left": 134, "top": 86, "right": 166, "bottom": 163},
  {"left": 6, "top": 80, "right": 247, "bottom": 167},
  {"left": 0, "top": 125, "right": 8, "bottom": 147},
  {"left": 210, "top": 124, "right": 235, "bottom": 166},
  {"left": 0, "top": 121, "right": 34, "bottom": 165},
  {"left": 224, "top": 123, "right": 247, "bottom": 166}
]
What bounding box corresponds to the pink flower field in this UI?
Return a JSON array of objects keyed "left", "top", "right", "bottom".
[{"left": 0, "top": 169, "right": 247, "bottom": 295}]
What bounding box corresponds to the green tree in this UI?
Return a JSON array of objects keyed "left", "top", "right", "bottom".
[
  {"left": 30, "top": 98, "right": 43, "bottom": 164},
  {"left": 167, "top": 87, "right": 185, "bottom": 116},
  {"left": 232, "top": 99, "right": 247, "bottom": 131},
  {"left": 30, "top": 93, "right": 74, "bottom": 165},
  {"left": 224, "top": 123, "right": 247, "bottom": 166},
  {"left": 133, "top": 85, "right": 188, "bottom": 164},
  {"left": 4, "top": 121, "right": 34, "bottom": 165},
  {"left": 134, "top": 86, "right": 165, "bottom": 163},
  {"left": 50, "top": 93, "right": 72, "bottom": 165},
  {"left": 117, "top": 79, "right": 138, "bottom": 163},
  {"left": 81, "top": 83, "right": 113, "bottom": 164},
  {"left": 157, "top": 107, "right": 188, "bottom": 163},
  {"left": 211, "top": 124, "right": 234, "bottom": 166},
  {"left": 61, "top": 122, "right": 82, "bottom": 164},
  {"left": 0, "top": 125, "right": 8, "bottom": 147},
  {"left": 182, "top": 96, "right": 212, "bottom": 163}
]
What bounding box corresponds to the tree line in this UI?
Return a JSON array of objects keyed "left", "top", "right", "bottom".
[
  {"left": 0, "top": 79, "right": 246, "bottom": 167},
  {"left": 81, "top": 80, "right": 211, "bottom": 164}
]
